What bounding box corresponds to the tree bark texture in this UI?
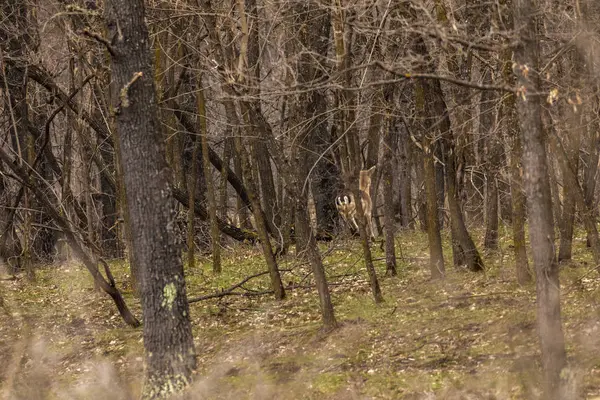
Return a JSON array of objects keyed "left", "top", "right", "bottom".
[
  {"left": 104, "top": 1, "right": 196, "bottom": 397},
  {"left": 513, "top": 0, "right": 567, "bottom": 396},
  {"left": 383, "top": 116, "right": 397, "bottom": 276},
  {"left": 423, "top": 75, "right": 484, "bottom": 272}
]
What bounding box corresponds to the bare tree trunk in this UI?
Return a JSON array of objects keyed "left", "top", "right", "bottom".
[
  {"left": 198, "top": 75, "right": 221, "bottom": 273},
  {"left": 219, "top": 137, "right": 233, "bottom": 221},
  {"left": 556, "top": 55, "right": 584, "bottom": 262},
  {"left": 502, "top": 46, "right": 531, "bottom": 284},
  {"left": 104, "top": 0, "right": 196, "bottom": 396},
  {"left": 513, "top": 0, "right": 567, "bottom": 396},
  {"left": 0, "top": 0, "right": 31, "bottom": 274},
  {"left": 294, "top": 192, "right": 337, "bottom": 329},
  {"left": 397, "top": 124, "right": 414, "bottom": 229},
  {"left": 187, "top": 119, "right": 200, "bottom": 270},
  {"left": 383, "top": 114, "right": 397, "bottom": 276},
  {"left": 423, "top": 132, "right": 445, "bottom": 280},
  {"left": 332, "top": 1, "right": 383, "bottom": 302},
  {"left": 424, "top": 71, "right": 484, "bottom": 272},
  {"left": 583, "top": 124, "right": 599, "bottom": 248},
  {"left": 481, "top": 69, "right": 501, "bottom": 251},
  {"left": 414, "top": 75, "right": 445, "bottom": 279},
  {"left": 244, "top": 0, "right": 280, "bottom": 233}
]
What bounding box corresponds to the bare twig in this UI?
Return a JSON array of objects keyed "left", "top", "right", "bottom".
[{"left": 81, "top": 29, "right": 117, "bottom": 56}]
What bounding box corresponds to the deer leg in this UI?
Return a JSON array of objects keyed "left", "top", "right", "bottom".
[{"left": 350, "top": 215, "right": 359, "bottom": 233}]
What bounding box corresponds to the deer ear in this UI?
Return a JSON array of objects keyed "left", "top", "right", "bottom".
[{"left": 368, "top": 165, "right": 376, "bottom": 174}]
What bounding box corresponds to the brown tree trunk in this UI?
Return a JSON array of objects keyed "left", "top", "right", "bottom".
[
  {"left": 244, "top": 0, "right": 280, "bottom": 233},
  {"left": 397, "top": 124, "right": 414, "bottom": 229},
  {"left": 502, "top": 44, "right": 531, "bottom": 284},
  {"left": 332, "top": 2, "right": 383, "bottom": 302},
  {"left": 198, "top": 75, "right": 222, "bottom": 273},
  {"left": 0, "top": 0, "right": 30, "bottom": 274},
  {"left": 513, "top": 0, "right": 567, "bottom": 397},
  {"left": 383, "top": 115, "right": 397, "bottom": 277},
  {"left": 423, "top": 73, "right": 484, "bottom": 272},
  {"left": 104, "top": 0, "right": 196, "bottom": 396},
  {"left": 480, "top": 70, "right": 500, "bottom": 251},
  {"left": 294, "top": 192, "right": 337, "bottom": 329},
  {"left": 583, "top": 125, "right": 599, "bottom": 248},
  {"left": 557, "top": 51, "right": 587, "bottom": 263},
  {"left": 423, "top": 132, "right": 446, "bottom": 280}
]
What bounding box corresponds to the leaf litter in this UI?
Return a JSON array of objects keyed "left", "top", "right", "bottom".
[{"left": 1, "top": 230, "right": 600, "bottom": 398}]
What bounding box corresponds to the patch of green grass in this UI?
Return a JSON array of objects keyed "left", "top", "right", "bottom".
[{"left": 311, "top": 371, "right": 348, "bottom": 395}]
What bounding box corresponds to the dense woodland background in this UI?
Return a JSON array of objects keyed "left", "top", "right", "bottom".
[{"left": 2, "top": 0, "right": 600, "bottom": 398}]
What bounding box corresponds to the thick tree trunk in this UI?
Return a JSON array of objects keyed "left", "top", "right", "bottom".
[
  {"left": 513, "top": 0, "right": 567, "bottom": 397},
  {"left": 104, "top": 1, "right": 196, "bottom": 397}
]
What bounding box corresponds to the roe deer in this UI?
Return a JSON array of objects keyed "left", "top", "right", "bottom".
[{"left": 335, "top": 166, "right": 376, "bottom": 239}]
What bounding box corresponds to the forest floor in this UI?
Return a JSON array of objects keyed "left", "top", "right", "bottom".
[{"left": 2, "top": 228, "right": 600, "bottom": 399}]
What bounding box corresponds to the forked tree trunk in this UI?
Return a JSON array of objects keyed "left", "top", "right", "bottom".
[
  {"left": 425, "top": 74, "right": 484, "bottom": 272},
  {"left": 104, "top": 0, "right": 196, "bottom": 397},
  {"left": 513, "top": 0, "right": 567, "bottom": 397}
]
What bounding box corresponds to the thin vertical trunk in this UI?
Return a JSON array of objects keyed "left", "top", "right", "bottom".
[
  {"left": 583, "top": 126, "right": 599, "bottom": 248},
  {"left": 243, "top": 0, "right": 280, "bottom": 233},
  {"left": 198, "top": 76, "right": 222, "bottom": 273},
  {"left": 513, "top": 0, "right": 567, "bottom": 396},
  {"left": 502, "top": 42, "right": 531, "bottom": 284},
  {"left": 398, "top": 125, "right": 413, "bottom": 229},
  {"left": 187, "top": 122, "right": 200, "bottom": 271},
  {"left": 332, "top": 0, "right": 383, "bottom": 302},
  {"left": 510, "top": 132, "right": 532, "bottom": 284},
  {"left": 481, "top": 70, "right": 500, "bottom": 250},
  {"left": 294, "top": 192, "right": 337, "bottom": 329},
  {"left": 237, "top": 110, "right": 285, "bottom": 300},
  {"left": 424, "top": 71, "right": 483, "bottom": 272},
  {"left": 383, "top": 116, "right": 397, "bottom": 276},
  {"left": 0, "top": 0, "right": 30, "bottom": 274},
  {"left": 550, "top": 132, "right": 600, "bottom": 267},
  {"left": 423, "top": 131, "right": 445, "bottom": 280},
  {"left": 219, "top": 137, "right": 233, "bottom": 221}
]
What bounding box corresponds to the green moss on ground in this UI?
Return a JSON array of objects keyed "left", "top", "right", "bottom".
[{"left": 2, "top": 229, "right": 600, "bottom": 398}]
